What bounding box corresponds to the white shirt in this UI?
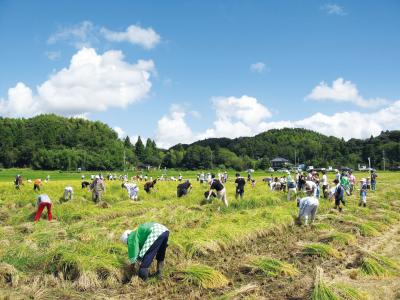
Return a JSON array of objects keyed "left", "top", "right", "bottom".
[
  {"left": 38, "top": 194, "right": 51, "bottom": 204},
  {"left": 322, "top": 174, "right": 328, "bottom": 185},
  {"left": 65, "top": 186, "right": 73, "bottom": 192},
  {"left": 306, "top": 180, "right": 318, "bottom": 197}
]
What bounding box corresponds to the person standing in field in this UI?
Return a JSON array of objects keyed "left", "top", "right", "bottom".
[
  {"left": 33, "top": 178, "right": 42, "bottom": 191},
  {"left": 64, "top": 186, "right": 73, "bottom": 201},
  {"left": 207, "top": 174, "right": 228, "bottom": 207},
  {"left": 34, "top": 194, "right": 53, "bottom": 222},
  {"left": 122, "top": 182, "right": 139, "bottom": 201},
  {"left": 286, "top": 171, "right": 297, "bottom": 201},
  {"left": 177, "top": 180, "right": 192, "bottom": 197},
  {"left": 90, "top": 175, "right": 105, "bottom": 203},
  {"left": 333, "top": 178, "right": 345, "bottom": 212},
  {"left": 340, "top": 172, "right": 351, "bottom": 196},
  {"left": 234, "top": 173, "right": 246, "bottom": 199},
  {"left": 321, "top": 171, "right": 329, "bottom": 198},
  {"left": 297, "top": 183, "right": 319, "bottom": 225},
  {"left": 348, "top": 171, "right": 356, "bottom": 195},
  {"left": 371, "top": 170, "right": 378, "bottom": 191},
  {"left": 15, "top": 174, "right": 23, "bottom": 189},
  {"left": 120, "top": 222, "right": 169, "bottom": 281},
  {"left": 359, "top": 178, "right": 367, "bottom": 207}
]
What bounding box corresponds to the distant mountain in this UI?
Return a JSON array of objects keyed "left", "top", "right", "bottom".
[{"left": 168, "top": 128, "right": 400, "bottom": 170}]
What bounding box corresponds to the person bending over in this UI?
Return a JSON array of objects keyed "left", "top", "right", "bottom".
[
  {"left": 207, "top": 174, "right": 228, "bottom": 207},
  {"left": 177, "top": 180, "right": 192, "bottom": 197},
  {"left": 34, "top": 194, "right": 53, "bottom": 222},
  {"left": 297, "top": 184, "right": 319, "bottom": 225},
  {"left": 120, "top": 222, "right": 169, "bottom": 281}
]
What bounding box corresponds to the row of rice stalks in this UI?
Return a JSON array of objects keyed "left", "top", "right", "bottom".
[
  {"left": 312, "top": 267, "right": 367, "bottom": 300},
  {"left": 360, "top": 251, "right": 400, "bottom": 277}
]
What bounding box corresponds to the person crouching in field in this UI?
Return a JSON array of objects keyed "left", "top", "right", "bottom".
[
  {"left": 144, "top": 179, "right": 157, "bottom": 193},
  {"left": 333, "top": 179, "right": 345, "bottom": 212},
  {"left": 359, "top": 178, "right": 367, "bottom": 207},
  {"left": 177, "top": 180, "right": 192, "bottom": 197},
  {"left": 33, "top": 178, "right": 42, "bottom": 191},
  {"left": 122, "top": 182, "right": 139, "bottom": 201},
  {"left": 90, "top": 175, "right": 105, "bottom": 203},
  {"left": 34, "top": 194, "right": 53, "bottom": 222},
  {"left": 297, "top": 183, "right": 319, "bottom": 225},
  {"left": 15, "top": 174, "right": 23, "bottom": 189},
  {"left": 120, "top": 222, "right": 169, "bottom": 281},
  {"left": 235, "top": 173, "right": 246, "bottom": 199},
  {"left": 64, "top": 186, "right": 73, "bottom": 201},
  {"left": 207, "top": 174, "right": 228, "bottom": 207}
]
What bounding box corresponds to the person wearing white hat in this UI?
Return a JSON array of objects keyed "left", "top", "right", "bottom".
[
  {"left": 90, "top": 175, "right": 105, "bottom": 203},
  {"left": 297, "top": 182, "right": 319, "bottom": 225},
  {"left": 120, "top": 222, "right": 169, "bottom": 281},
  {"left": 359, "top": 178, "right": 367, "bottom": 207}
]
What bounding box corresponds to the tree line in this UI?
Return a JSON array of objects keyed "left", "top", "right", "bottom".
[{"left": 0, "top": 115, "right": 399, "bottom": 171}]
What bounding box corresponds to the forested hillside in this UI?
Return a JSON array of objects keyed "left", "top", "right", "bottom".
[
  {"left": 168, "top": 128, "right": 400, "bottom": 170},
  {"left": 0, "top": 115, "right": 399, "bottom": 170},
  {"left": 0, "top": 115, "right": 161, "bottom": 170}
]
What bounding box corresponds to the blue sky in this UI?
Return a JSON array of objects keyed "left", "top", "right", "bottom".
[{"left": 0, "top": 0, "right": 399, "bottom": 148}]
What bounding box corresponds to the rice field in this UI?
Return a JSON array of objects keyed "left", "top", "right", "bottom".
[{"left": 0, "top": 169, "right": 399, "bottom": 299}]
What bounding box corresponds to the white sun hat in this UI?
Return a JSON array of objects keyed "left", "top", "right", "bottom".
[{"left": 120, "top": 230, "right": 133, "bottom": 244}]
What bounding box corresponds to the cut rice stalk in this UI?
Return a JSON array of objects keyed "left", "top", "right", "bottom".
[
  {"left": 249, "top": 257, "right": 299, "bottom": 278},
  {"left": 181, "top": 264, "right": 228, "bottom": 289},
  {"left": 303, "top": 243, "right": 341, "bottom": 258}
]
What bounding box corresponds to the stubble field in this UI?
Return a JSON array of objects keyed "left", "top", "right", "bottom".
[{"left": 0, "top": 170, "right": 399, "bottom": 299}]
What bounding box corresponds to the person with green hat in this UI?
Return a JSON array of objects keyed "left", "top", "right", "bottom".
[{"left": 120, "top": 222, "right": 169, "bottom": 281}]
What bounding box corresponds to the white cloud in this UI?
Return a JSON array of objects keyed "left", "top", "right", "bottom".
[
  {"left": 47, "top": 21, "right": 97, "bottom": 49},
  {"left": 250, "top": 62, "right": 266, "bottom": 73},
  {"left": 0, "top": 83, "right": 40, "bottom": 117},
  {"left": 47, "top": 21, "right": 161, "bottom": 50},
  {"left": 156, "top": 96, "right": 273, "bottom": 148},
  {"left": 0, "top": 47, "right": 155, "bottom": 117},
  {"left": 156, "top": 106, "right": 196, "bottom": 148},
  {"left": 306, "top": 78, "right": 388, "bottom": 108},
  {"left": 113, "top": 126, "right": 126, "bottom": 139},
  {"left": 258, "top": 101, "right": 400, "bottom": 140},
  {"left": 100, "top": 25, "right": 161, "bottom": 49},
  {"left": 321, "top": 4, "right": 346, "bottom": 16},
  {"left": 45, "top": 51, "right": 61, "bottom": 60},
  {"left": 155, "top": 95, "right": 400, "bottom": 148}
]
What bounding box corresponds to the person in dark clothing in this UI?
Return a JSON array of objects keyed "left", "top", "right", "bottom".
[
  {"left": 247, "top": 173, "right": 251, "bottom": 182},
  {"left": 144, "top": 179, "right": 157, "bottom": 193},
  {"left": 15, "top": 175, "right": 22, "bottom": 190},
  {"left": 207, "top": 174, "right": 228, "bottom": 207},
  {"left": 333, "top": 179, "right": 345, "bottom": 212},
  {"left": 234, "top": 173, "right": 246, "bottom": 199},
  {"left": 177, "top": 180, "right": 192, "bottom": 197},
  {"left": 81, "top": 181, "right": 90, "bottom": 189}
]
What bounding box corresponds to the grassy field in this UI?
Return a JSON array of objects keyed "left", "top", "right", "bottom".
[{"left": 0, "top": 170, "right": 399, "bottom": 299}]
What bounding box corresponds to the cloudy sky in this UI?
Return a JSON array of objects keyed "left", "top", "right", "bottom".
[{"left": 0, "top": 1, "right": 399, "bottom": 148}]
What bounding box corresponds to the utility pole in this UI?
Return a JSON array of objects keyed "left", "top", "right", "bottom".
[
  {"left": 382, "top": 150, "right": 386, "bottom": 171},
  {"left": 294, "top": 150, "right": 297, "bottom": 166},
  {"left": 123, "top": 149, "right": 126, "bottom": 172}
]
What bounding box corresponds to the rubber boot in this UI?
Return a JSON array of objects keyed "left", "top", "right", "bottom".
[
  {"left": 138, "top": 268, "right": 149, "bottom": 281},
  {"left": 155, "top": 261, "right": 164, "bottom": 277}
]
